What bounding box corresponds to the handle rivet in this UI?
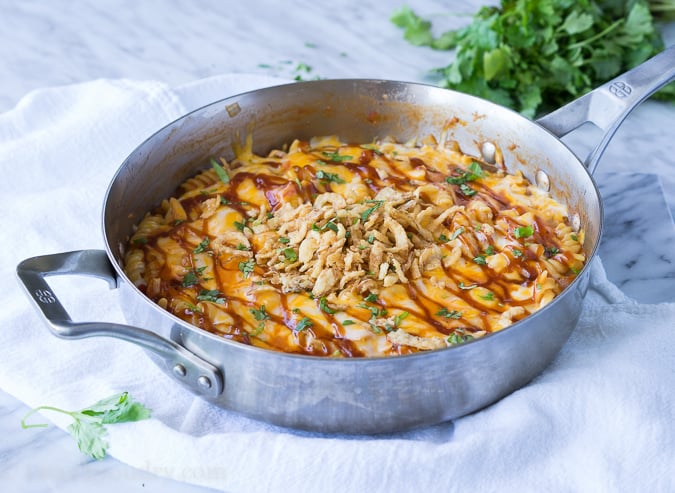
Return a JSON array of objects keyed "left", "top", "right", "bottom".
[
  {"left": 480, "top": 141, "right": 496, "bottom": 164},
  {"left": 198, "top": 375, "right": 212, "bottom": 389},
  {"left": 535, "top": 169, "right": 550, "bottom": 192},
  {"left": 173, "top": 364, "right": 187, "bottom": 377},
  {"left": 570, "top": 212, "right": 582, "bottom": 232}
]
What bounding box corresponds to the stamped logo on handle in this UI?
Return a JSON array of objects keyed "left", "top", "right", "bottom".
[
  {"left": 609, "top": 81, "right": 632, "bottom": 98},
  {"left": 35, "top": 289, "right": 56, "bottom": 304}
]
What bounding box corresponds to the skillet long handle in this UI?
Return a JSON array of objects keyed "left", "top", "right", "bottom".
[
  {"left": 16, "top": 250, "right": 224, "bottom": 397},
  {"left": 536, "top": 45, "right": 675, "bottom": 174}
]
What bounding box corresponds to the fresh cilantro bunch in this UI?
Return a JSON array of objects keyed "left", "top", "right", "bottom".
[
  {"left": 21, "top": 392, "right": 151, "bottom": 460},
  {"left": 392, "top": 0, "right": 675, "bottom": 117}
]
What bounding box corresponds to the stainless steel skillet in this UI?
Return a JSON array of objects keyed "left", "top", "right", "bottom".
[{"left": 17, "top": 47, "right": 675, "bottom": 434}]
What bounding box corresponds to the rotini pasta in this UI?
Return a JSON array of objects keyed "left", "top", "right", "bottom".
[{"left": 123, "top": 135, "right": 586, "bottom": 357}]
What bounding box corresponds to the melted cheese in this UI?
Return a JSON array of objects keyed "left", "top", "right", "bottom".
[{"left": 124, "top": 136, "right": 585, "bottom": 357}]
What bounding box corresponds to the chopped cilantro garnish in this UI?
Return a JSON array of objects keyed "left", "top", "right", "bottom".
[
  {"left": 342, "top": 319, "right": 356, "bottom": 326},
  {"left": 181, "top": 271, "right": 199, "bottom": 288},
  {"left": 447, "top": 332, "right": 475, "bottom": 345},
  {"left": 468, "top": 161, "right": 486, "bottom": 179},
  {"left": 360, "top": 144, "right": 381, "bottom": 153},
  {"left": 279, "top": 237, "right": 290, "bottom": 244},
  {"left": 473, "top": 255, "right": 487, "bottom": 265},
  {"left": 193, "top": 238, "right": 210, "bottom": 254},
  {"left": 480, "top": 291, "right": 495, "bottom": 301},
  {"left": 319, "top": 297, "right": 337, "bottom": 314},
  {"left": 197, "top": 289, "right": 226, "bottom": 304},
  {"left": 544, "top": 246, "right": 560, "bottom": 257},
  {"left": 250, "top": 305, "right": 270, "bottom": 321},
  {"left": 324, "top": 220, "right": 339, "bottom": 232},
  {"left": 459, "top": 183, "right": 477, "bottom": 197},
  {"left": 321, "top": 151, "right": 353, "bottom": 162},
  {"left": 234, "top": 220, "right": 247, "bottom": 232},
  {"left": 446, "top": 162, "right": 485, "bottom": 186},
  {"left": 210, "top": 158, "right": 230, "bottom": 184},
  {"left": 181, "top": 266, "right": 207, "bottom": 288},
  {"left": 436, "top": 308, "right": 462, "bottom": 319},
  {"left": 512, "top": 248, "right": 523, "bottom": 257},
  {"left": 249, "top": 324, "right": 265, "bottom": 337},
  {"left": 364, "top": 293, "right": 378, "bottom": 303},
  {"left": 282, "top": 248, "right": 298, "bottom": 262},
  {"left": 514, "top": 225, "right": 534, "bottom": 239},
  {"left": 295, "top": 317, "right": 313, "bottom": 332},
  {"left": 313, "top": 219, "right": 339, "bottom": 233},
  {"left": 185, "top": 303, "right": 202, "bottom": 314},
  {"left": 395, "top": 311, "right": 410, "bottom": 326},
  {"left": 316, "top": 170, "right": 346, "bottom": 184},
  {"left": 357, "top": 302, "right": 387, "bottom": 319},
  {"left": 238, "top": 259, "right": 255, "bottom": 278},
  {"left": 361, "top": 200, "right": 384, "bottom": 222},
  {"left": 450, "top": 227, "right": 464, "bottom": 241}
]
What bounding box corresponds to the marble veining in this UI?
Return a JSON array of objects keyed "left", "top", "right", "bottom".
[
  {"left": 1, "top": 0, "right": 674, "bottom": 491},
  {"left": 596, "top": 172, "right": 675, "bottom": 303}
]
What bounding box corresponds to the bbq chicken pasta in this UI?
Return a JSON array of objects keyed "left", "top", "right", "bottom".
[{"left": 123, "top": 135, "right": 586, "bottom": 357}]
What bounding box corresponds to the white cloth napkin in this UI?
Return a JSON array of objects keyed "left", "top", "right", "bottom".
[{"left": 1, "top": 76, "right": 674, "bottom": 493}]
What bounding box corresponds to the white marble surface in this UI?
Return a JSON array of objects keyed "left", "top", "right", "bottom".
[{"left": 1, "top": 0, "right": 673, "bottom": 492}]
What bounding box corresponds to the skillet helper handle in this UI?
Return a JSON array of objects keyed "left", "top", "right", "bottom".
[
  {"left": 16, "top": 250, "right": 224, "bottom": 397},
  {"left": 536, "top": 44, "right": 675, "bottom": 174}
]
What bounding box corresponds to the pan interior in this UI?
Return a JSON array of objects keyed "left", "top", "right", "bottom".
[{"left": 104, "top": 79, "right": 601, "bottom": 298}]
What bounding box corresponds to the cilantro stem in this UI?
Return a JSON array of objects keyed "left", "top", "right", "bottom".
[
  {"left": 21, "top": 405, "right": 69, "bottom": 429},
  {"left": 566, "top": 19, "right": 623, "bottom": 51}
]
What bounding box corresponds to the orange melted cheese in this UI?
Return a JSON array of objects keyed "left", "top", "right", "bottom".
[{"left": 123, "top": 135, "right": 585, "bottom": 357}]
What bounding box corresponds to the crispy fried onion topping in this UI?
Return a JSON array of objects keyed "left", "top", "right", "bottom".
[{"left": 254, "top": 186, "right": 464, "bottom": 298}]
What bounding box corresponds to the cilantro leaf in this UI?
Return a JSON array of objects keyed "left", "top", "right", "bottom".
[
  {"left": 390, "top": 6, "right": 435, "bottom": 46},
  {"left": 436, "top": 308, "right": 462, "bottom": 319},
  {"left": 238, "top": 259, "right": 255, "bottom": 278},
  {"left": 282, "top": 248, "right": 298, "bottom": 262},
  {"left": 316, "top": 170, "right": 346, "bottom": 184},
  {"left": 21, "top": 392, "right": 150, "bottom": 460},
  {"left": 319, "top": 297, "right": 337, "bottom": 314},
  {"left": 197, "top": 289, "right": 226, "bottom": 304},
  {"left": 514, "top": 225, "right": 534, "bottom": 239},
  {"left": 321, "top": 151, "right": 353, "bottom": 162},
  {"left": 395, "top": 311, "right": 410, "bottom": 326},
  {"left": 361, "top": 200, "right": 384, "bottom": 222},
  {"left": 295, "top": 317, "right": 313, "bottom": 332},
  {"left": 450, "top": 227, "right": 464, "bottom": 241},
  {"left": 193, "top": 237, "right": 210, "bottom": 254},
  {"left": 447, "top": 331, "right": 475, "bottom": 345},
  {"left": 393, "top": 2, "right": 675, "bottom": 116},
  {"left": 250, "top": 305, "right": 270, "bottom": 321},
  {"left": 211, "top": 158, "right": 230, "bottom": 184}
]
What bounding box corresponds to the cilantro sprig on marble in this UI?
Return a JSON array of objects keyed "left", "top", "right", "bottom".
[
  {"left": 392, "top": 0, "right": 675, "bottom": 117},
  {"left": 21, "top": 392, "right": 151, "bottom": 460}
]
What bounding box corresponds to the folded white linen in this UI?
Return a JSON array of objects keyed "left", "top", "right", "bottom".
[{"left": 0, "top": 76, "right": 673, "bottom": 493}]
